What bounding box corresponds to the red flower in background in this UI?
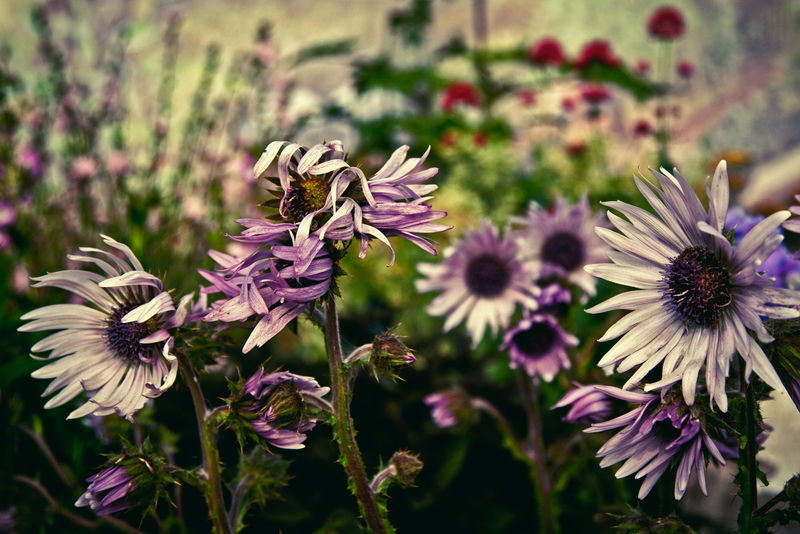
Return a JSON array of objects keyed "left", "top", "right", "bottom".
[
  {"left": 574, "top": 40, "right": 620, "bottom": 69},
  {"left": 472, "top": 131, "right": 488, "bottom": 147},
  {"left": 528, "top": 37, "right": 565, "bottom": 66},
  {"left": 517, "top": 89, "right": 537, "bottom": 106},
  {"left": 580, "top": 84, "right": 611, "bottom": 104},
  {"left": 565, "top": 142, "right": 587, "bottom": 157},
  {"left": 561, "top": 97, "right": 576, "bottom": 112},
  {"left": 635, "top": 59, "right": 651, "bottom": 76},
  {"left": 647, "top": 6, "right": 686, "bottom": 41},
  {"left": 633, "top": 119, "right": 653, "bottom": 137},
  {"left": 676, "top": 60, "right": 695, "bottom": 79},
  {"left": 441, "top": 81, "right": 481, "bottom": 112}
]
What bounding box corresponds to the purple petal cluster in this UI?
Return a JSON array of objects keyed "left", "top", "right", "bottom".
[
  {"left": 727, "top": 206, "right": 800, "bottom": 289},
  {"left": 553, "top": 384, "right": 613, "bottom": 424},
  {"left": 244, "top": 368, "right": 330, "bottom": 449},
  {"left": 585, "top": 387, "right": 725, "bottom": 500},
  {"left": 75, "top": 465, "right": 135, "bottom": 516},
  {"left": 203, "top": 141, "right": 449, "bottom": 352},
  {"left": 424, "top": 389, "right": 471, "bottom": 428}
]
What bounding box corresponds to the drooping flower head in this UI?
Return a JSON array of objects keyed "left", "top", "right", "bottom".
[
  {"left": 553, "top": 383, "right": 614, "bottom": 424},
  {"left": 19, "top": 235, "right": 188, "bottom": 421},
  {"left": 585, "top": 162, "right": 800, "bottom": 411},
  {"left": 75, "top": 465, "right": 135, "bottom": 516},
  {"left": 585, "top": 386, "right": 725, "bottom": 500},
  {"left": 647, "top": 6, "right": 686, "bottom": 41},
  {"left": 503, "top": 313, "right": 577, "bottom": 381},
  {"left": 527, "top": 37, "right": 565, "bottom": 66},
  {"left": 424, "top": 388, "right": 473, "bottom": 428},
  {"left": 416, "top": 223, "right": 539, "bottom": 347},
  {"left": 512, "top": 195, "right": 609, "bottom": 297},
  {"left": 243, "top": 369, "right": 331, "bottom": 449}
]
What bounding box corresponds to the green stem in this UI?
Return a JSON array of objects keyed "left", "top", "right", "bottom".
[
  {"left": 177, "top": 351, "right": 231, "bottom": 534},
  {"left": 517, "top": 372, "right": 558, "bottom": 534},
  {"left": 324, "top": 296, "right": 388, "bottom": 534},
  {"left": 742, "top": 380, "right": 759, "bottom": 533}
]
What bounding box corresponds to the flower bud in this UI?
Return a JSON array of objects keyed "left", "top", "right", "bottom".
[
  {"left": 368, "top": 329, "right": 416, "bottom": 382},
  {"left": 389, "top": 450, "right": 423, "bottom": 487}
]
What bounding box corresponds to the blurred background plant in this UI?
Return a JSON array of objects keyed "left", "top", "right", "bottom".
[{"left": 3, "top": 0, "right": 800, "bottom": 532}]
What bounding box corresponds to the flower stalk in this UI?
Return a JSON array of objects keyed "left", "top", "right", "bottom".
[
  {"left": 518, "top": 372, "right": 558, "bottom": 534},
  {"left": 177, "top": 350, "right": 231, "bottom": 534},
  {"left": 324, "top": 296, "right": 389, "bottom": 534}
]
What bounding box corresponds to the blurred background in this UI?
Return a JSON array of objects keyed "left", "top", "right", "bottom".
[{"left": 2, "top": 0, "right": 800, "bottom": 532}]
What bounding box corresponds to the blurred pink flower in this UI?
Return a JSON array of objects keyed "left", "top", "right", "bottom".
[
  {"left": 0, "top": 201, "right": 17, "bottom": 227},
  {"left": 635, "top": 59, "right": 651, "bottom": 76},
  {"left": 16, "top": 145, "right": 43, "bottom": 178},
  {"left": 517, "top": 89, "right": 537, "bottom": 107},
  {"left": 676, "top": 60, "right": 695, "bottom": 79},
  {"left": 70, "top": 156, "right": 98, "bottom": 181},
  {"left": 106, "top": 151, "right": 131, "bottom": 177}
]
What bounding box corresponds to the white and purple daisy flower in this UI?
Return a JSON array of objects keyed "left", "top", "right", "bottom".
[
  {"left": 502, "top": 313, "right": 577, "bottom": 381},
  {"left": 75, "top": 465, "right": 135, "bottom": 516},
  {"left": 416, "top": 223, "right": 539, "bottom": 347},
  {"left": 512, "top": 195, "right": 608, "bottom": 297},
  {"left": 19, "top": 235, "right": 188, "bottom": 421},
  {"left": 244, "top": 368, "right": 331, "bottom": 449},
  {"left": 585, "top": 162, "right": 800, "bottom": 411},
  {"left": 584, "top": 387, "right": 726, "bottom": 500}
]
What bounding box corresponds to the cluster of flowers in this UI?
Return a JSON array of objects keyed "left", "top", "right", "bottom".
[
  {"left": 420, "top": 195, "right": 608, "bottom": 423},
  {"left": 199, "top": 140, "right": 450, "bottom": 352},
  {"left": 18, "top": 140, "right": 449, "bottom": 515}
]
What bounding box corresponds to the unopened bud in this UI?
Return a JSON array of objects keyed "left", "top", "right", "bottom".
[
  {"left": 389, "top": 450, "right": 423, "bottom": 487},
  {"left": 369, "top": 328, "right": 416, "bottom": 381}
]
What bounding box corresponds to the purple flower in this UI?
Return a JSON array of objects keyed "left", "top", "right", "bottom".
[
  {"left": 585, "top": 162, "right": 800, "bottom": 411},
  {"left": 585, "top": 387, "right": 726, "bottom": 500},
  {"left": 424, "top": 390, "right": 464, "bottom": 428},
  {"left": 356, "top": 145, "right": 451, "bottom": 263},
  {"left": 727, "top": 206, "right": 800, "bottom": 289},
  {"left": 0, "top": 201, "right": 17, "bottom": 228},
  {"left": 512, "top": 195, "right": 608, "bottom": 297},
  {"left": 16, "top": 145, "right": 43, "bottom": 179},
  {"left": 552, "top": 383, "right": 613, "bottom": 424},
  {"left": 502, "top": 313, "right": 577, "bottom": 381},
  {"left": 536, "top": 282, "right": 572, "bottom": 313},
  {"left": 75, "top": 465, "right": 135, "bottom": 516},
  {"left": 201, "top": 224, "right": 335, "bottom": 353},
  {"left": 416, "top": 223, "right": 539, "bottom": 347},
  {"left": 244, "top": 369, "right": 330, "bottom": 449}
]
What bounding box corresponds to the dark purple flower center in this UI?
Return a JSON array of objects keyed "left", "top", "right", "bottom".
[
  {"left": 541, "top": 231, "right": 584, "bottom": 272},
  {"left": 665, "top": 246, "right": 732, "bottom": 328},
  {"left": 105, "top": 304, "right": 157, "bottom": 363},
  {"left": 511, "top": 321, "right": 556, "bottom": 358},
  {"left": 283, "top": 176, "right": 330, "bottom": 222},
  {"left": 465, "top": 254, "right": 511, "bottom": 297}
]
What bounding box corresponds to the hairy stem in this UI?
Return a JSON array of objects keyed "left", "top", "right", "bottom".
[
  {"left": 739, "top": 380, "right": 759, "bottom": 533},
  {"left": 324, "top": 296, "right": 388, "bottom": 534},
  {"left": 177, "top": 351, "right": 231, "bottom": 534},
  {"left": 518, "top": 372, "right": 558, "bottom": 534}
]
